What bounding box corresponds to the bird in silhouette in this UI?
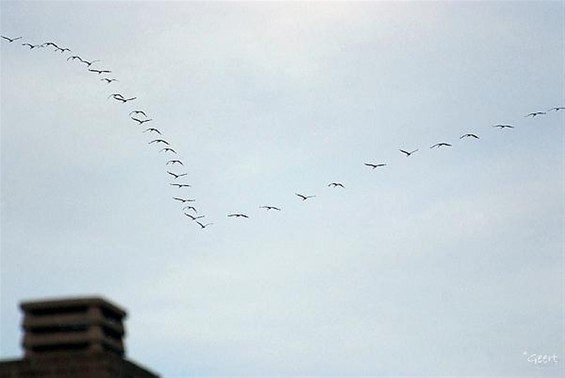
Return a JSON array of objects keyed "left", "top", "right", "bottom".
[
  {"left": 41, "top": 42, "right": 59, "bottom": 48},
  {"left": 185, "top": 213, "right": 205, "bottom": 221},
  {"left": 365, "top": 163, "right": 386, "bottom": 169},
  {"left": 430, "top": 143, "right": 452, "bottom": 149},
  {"left": 131, "top": 117, "right": 153, "bottom": 125},
  {"left": 493, "top": 124, "right": 514, "bottom": 129},
  {"left": 296, "top": 193, "right": 316, "bottom": 201},
  {"left": 143, "top": 128, "right": 162, "bottom": 135},
  {"left": 129, "top": 110, "right": 147, "bottom": 117},
  {"left": 81, "top": 59, "right": 100, "bottom": 67},
  {"left": 328, "top": 182, "right": 345, "bottom": 188},
  {"left": 54, "top": 47, "right": 71, "bottom": 53},
  {"left": 173, "top": 197, "right": 195, "bottom": 203},
  {"left": 167, "top": 171, "right": 187, "bottom": 179},
  {"left": 2, "top": 36, "right": 22, "bottom": 43},
  {"left": 547, "top": 107, "right": 565, "bottom": 112},
  {"left": 115, "top": 96, "right": 137, "bottom": 103},
  {"left": 100, "top": 78, "right": 118, "bottom": 83},
  {"left": 67, "top": 55, "right": 85, "bottom": 63},
  {"left": 399, "top": 149, "right": 418, "bottom": 157},
  {"left": 183, "top": 206, "right": 198, "bottom": 213},
  {"left": 196, "top": 221, "right": 213, "bottom": 229},
  {"left": 228, "top": 213, "right": 249, "bottom": 218},
  {"left": 460, "top": 133, "right": 479, "bottom": 139},
  {"left": 149, "top": 139, "right": 169, "bottom": 145},
  {"left": 170, "top": 183, "right": 191, "bottom": 188},
  {"left": 88, "top": 68, "right": 111, "bottom": 74},
  {"left": 525, "top": 111, "right": 546, "bottom": 118},
  {"left": 260, "top": 206, "right": 281, "bottom": 211},
  {"left": 166, "top": 160, "right": 184, "bottom": 166},
  {"left": 160, "top": 147, "right": 177, "bottom": 154},
  {"left": 22, "top": 43, "right": 43, "bottom": 49}
]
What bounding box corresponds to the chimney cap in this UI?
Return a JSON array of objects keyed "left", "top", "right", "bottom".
[{"left": 20, "top": 296, "right": 127, "bottom": 318}]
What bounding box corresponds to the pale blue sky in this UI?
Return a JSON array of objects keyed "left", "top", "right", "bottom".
[{"left": 1, "top": 1, "right": 564, "bottom": 377}]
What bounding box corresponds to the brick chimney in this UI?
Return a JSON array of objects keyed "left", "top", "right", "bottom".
[
  {"left": 0, "top": 296, "right": 159, "bottom": 377},
  {"left": 20, "top": 297, "right": 127, "bottom": 358}
]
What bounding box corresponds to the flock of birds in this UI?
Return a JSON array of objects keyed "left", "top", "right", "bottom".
[{"left": 2, "top": 34, "right": 564, "bottom": 230}]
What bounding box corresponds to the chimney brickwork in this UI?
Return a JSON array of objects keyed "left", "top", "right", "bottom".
[{"left": 0, "top": 297, "right": 159, "bottom": 378}]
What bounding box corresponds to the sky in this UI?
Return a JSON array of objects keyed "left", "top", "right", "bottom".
[{"left": 1, "top": 1, "right": 564, "bottom": 377}]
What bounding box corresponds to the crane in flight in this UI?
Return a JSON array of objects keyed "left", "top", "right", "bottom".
[
  {"left": 328, "top": 182, "right": 345, "bottom": 188},
  {"left": 399, "top": 149, "right": 418, "bottom": 157},
  {"left": 460, "top": 133, "right": 479, "bottom": 139},
  {"left": 430, "top": 143, "right": 452, "bottom": 149},
  {"left": 1, "top": 35, "right": 22, "bottom": 43},
  {"left": 260, "top": 206, "right": 281, "bottom": 211},
  {"left": 296, "top": 193, "right": 316, "bottom": 201},
  {"left": 365, "top": 162, "right": 386, "bottom": 169},
  {"left": 167, "top": 171, "right": 187, "bottom": 179}
]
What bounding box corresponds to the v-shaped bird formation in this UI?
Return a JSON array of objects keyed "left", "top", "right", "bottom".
[{"left": 2, "top": 34, "right": 563, "bottom": 230}]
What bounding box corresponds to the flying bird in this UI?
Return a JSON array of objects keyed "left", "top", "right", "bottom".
[
  {"left": 430, "top": 143, "right": 452, "bottom": 149},
  {"left": 493, "top": 124, "right": 514, "bottom": 129},
  {"left": 196, "top": 221, "right": 213, "bottom": 229},
  {"left": 328, "top": 182, "right": 345, "bottom": 188},
  {"left": 115, "top": 96, "right": 137, "bottom": 103},
  {"left": 460, "top": 133, "right": 479, "bottom": 139},
  {"left": 173, "top": 197, "right": 195, "bottom": 203},
  {"left": 129, "top": 110, "right": 147, "bottom": 117},
  {"left": 81, "top": 59, "right": 100, "bottom": 67},
  {"left": 525, "top": 111, "right": 546, "bottom": 118},
  {"left": 183, "top": 206, "right": 198, "bottom": 213},
  {"left": 131, "top": 117, "right": 153, "bottom": 125},
  {"left": 295, "top": 193, "right": 316, "bottom": 201},
  {"left": 547, "top": 107, "right": 565, "bottom": 112},
  {"left": 143, "top": 128, "right": 162, "bottom": 135},
  {"left": 100, "top": 78, "right": 118, "bottom": 83},
  {"left": 41, "top": 41, "right": 59, "bottom": 48},
  {"left": 184, "top": 213, "right": 204, "bottom": 221},
  {"left": 170, "top": 183, "right": 191, "bottom": 188},
  {"left": 108, "top": 93, "right": 125, "bottom": 100},
  {"left": 149, "top": 139, "right": 169, "bottom": 145},
  {"left": 399, "top": 149, "right": 418, "bottom": 157},
  {"left": 260, "top": 206, "right": 281, "bottom": 211},
  {"left": 1, "top": 36, "right": 22, "bottom": 43},
  {"left": 228, "top": 213, "right": 249, "bottom": 218},
  {"left": 167, "top": 171, "right": 187, "bottom": 179},
  {"left": 54, "top": 47, "right": 71, "bottom": 53},
  {"left": 88, "top": 68, "right": 111, "bottom": 74},
  {"left": 67, "top": 55, "right": 85, "bottom": 62},
  {"left": 160, "top": 147, "right": 177, "bottom": 154},
  {"left": 166, "top": 160, "right": 184, "bottom": 166},
  {"left": 22, "top": 43, "right": 43, "bottom": 49},
  {"left": 364, "top": 163, "right": 386, "bottom": 169}
]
